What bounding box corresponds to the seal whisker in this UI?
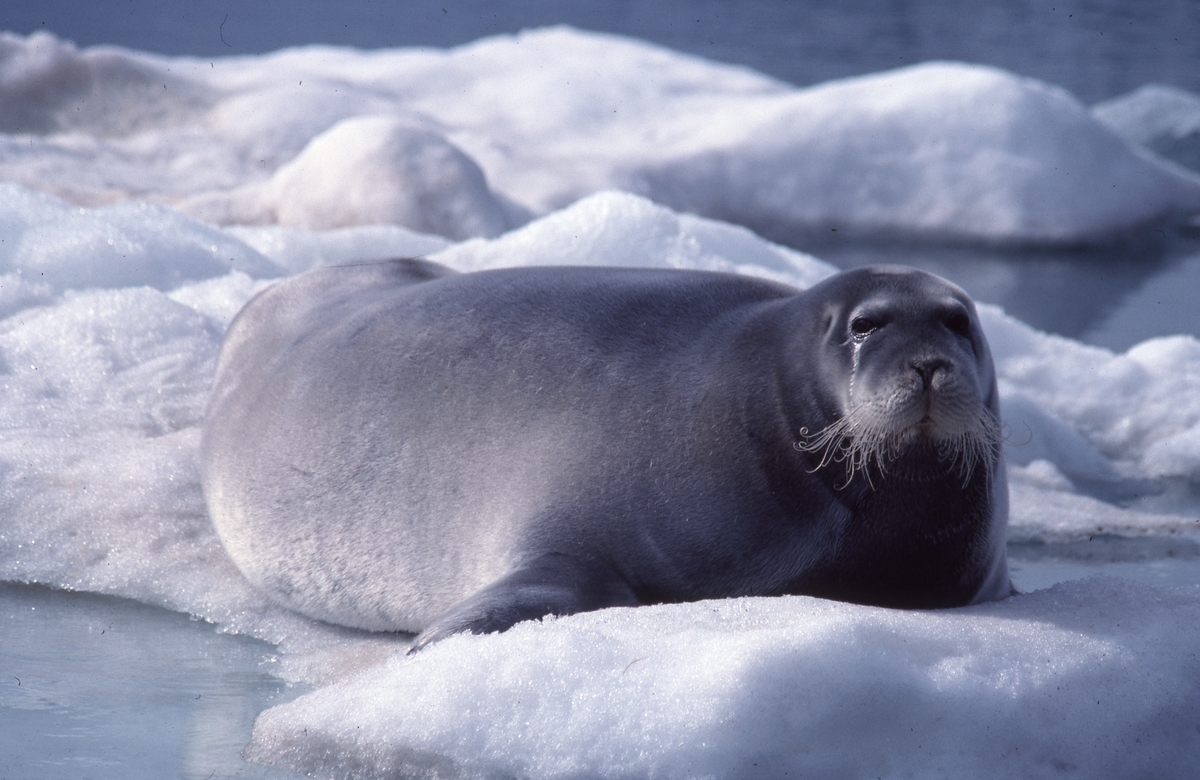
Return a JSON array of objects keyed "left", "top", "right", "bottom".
[
  {"left": 796, "top": 407, "right": 894, "bottom": 489},
  {"left": 797, "top": 403, "right": 1001, "bottom": 490}
]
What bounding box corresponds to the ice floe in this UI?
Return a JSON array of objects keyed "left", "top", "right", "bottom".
[
  {"left": 1, "top": 28, "right": 1198, "bottom": 242},
  {"left": 1093, "top": 83, "right": 1200, "bottom": 173}
]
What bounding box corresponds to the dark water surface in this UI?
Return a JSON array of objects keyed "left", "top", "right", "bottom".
[
  {"left": 4, "top": 0, "right": 1198, "bottom": 103},
  {"left": 0, "top": 583, "right": 305, "bottom": 779}
]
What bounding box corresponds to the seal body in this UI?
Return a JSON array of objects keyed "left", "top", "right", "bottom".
[{"left": 201, "top": 260, "right": 1012, "bottom": 650}]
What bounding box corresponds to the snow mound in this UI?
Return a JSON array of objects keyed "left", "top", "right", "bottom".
[
  {"left": 3, "top": 28, "right": 1198, "bottom": 243},
  {"left": 621, "top": 61, "right": 1200, "bottom": 243},
  {"left": 1093, "top": 84, "right": 1200, "bottom": 173},
  {"left": 1006, "top": 469, "right": 1200, "bottom": 542},
  {"left": 431, "top": 190, "right": 837, "bottom": 289},
  {"left": 0, "top": 182, "right": 281, "bottom": 293},
  {"left": 247, "top": 579, "right": 1200, "bottom": 780},
  {"left": 986, "top": 306, "right": 1200, "bottom": 483},
  {"left": 982, "top": 306, "right": 1200, "bottom": 541},
  {"left": 0, "top": 284, "right": 224, "bottom": 608},
  {"left": 0, "top": 30, "right": 209, "bottom": 136},
  {"left": 180, "top": 115, "right": 525, "bottom": 239}
]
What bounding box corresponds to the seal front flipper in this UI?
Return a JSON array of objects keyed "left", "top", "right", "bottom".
[{"left": 408, "top": 554, "right": 640, "bottom": 653}]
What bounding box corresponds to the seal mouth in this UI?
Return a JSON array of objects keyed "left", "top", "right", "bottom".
[{"left": 794, "top": 404, "right": 1000, "bottom": 489}]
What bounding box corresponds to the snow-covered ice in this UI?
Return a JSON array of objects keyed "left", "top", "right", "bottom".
[
  {"left": 248, "top": 579, "right": 1200, "bottom": 780},
  {"left": 2, "top": 27, "right": 1199, "bottom": 243},
  {"left": 181, "top": 115, "right": 528, "bottom": 240},
  {"left": 1, "top": 24, "right": 1199, "bottom": 780},
  {"left": 430, "top": 189, "right": 837, "bottom": 288},
  {"left": 1093, "top": 83, "right": 1200, "bottom": 174}
]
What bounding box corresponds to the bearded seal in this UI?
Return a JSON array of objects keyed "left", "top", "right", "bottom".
[{"left": 201, "top": 260, "right": 1012, "bottom": 651}]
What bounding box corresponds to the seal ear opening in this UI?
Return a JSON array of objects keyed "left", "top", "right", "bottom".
[{"left": 408, "top": 554, "right": 639, "bottom": 654}]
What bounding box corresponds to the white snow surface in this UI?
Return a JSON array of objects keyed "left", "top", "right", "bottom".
[
  {"left": 180, "top": 115, "right": 527, "bottom": 240},
  {"left": 250, "top": 579, "right": 1200, "bottom": 780},
  {"left": 0, "top": 180, "right": 1197, "bottom": 777},
  {"left": 1093, "top": 84, "right": 1200, "bottom": 173},
  {"left": 2, "top": 27, "right": 1199, "bottom": 242},
  {"left": 0, "top": 25, "right": 1199, "bottom": 779}
]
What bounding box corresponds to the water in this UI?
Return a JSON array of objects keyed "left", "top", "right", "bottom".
[
  {"left": 5, "top": 0, "right": 1199, "bottom": 103},
  {"left": 0, "top": 583, "right": 306, "bottom": 780},
  {"left": 1009, "top": 534, "right": 1200, "bottom": 591}
]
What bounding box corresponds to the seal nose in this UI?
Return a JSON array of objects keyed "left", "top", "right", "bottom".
[{"left": 911, "top": 357, "right": 951, "bottom": 391}]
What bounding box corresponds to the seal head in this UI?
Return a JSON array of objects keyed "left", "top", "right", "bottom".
[{"left": 789, "top": 266, "right": 1009, "bottom": 610}]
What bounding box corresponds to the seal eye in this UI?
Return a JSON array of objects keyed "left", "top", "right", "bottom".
[
  {"left": 849, "top": 316, "right": 877, "bottom": 339},
  {"left": 945, "top": 312, "right": 971, "bottom": 337}
]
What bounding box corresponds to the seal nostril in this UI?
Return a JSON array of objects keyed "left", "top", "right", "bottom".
[{"left": 912, "top": 358, "right": 951, "bottom": 388}]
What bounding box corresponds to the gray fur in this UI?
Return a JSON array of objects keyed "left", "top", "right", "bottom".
[{"left": 201, "top": 261, "right": 1011, "bottom": 651}]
